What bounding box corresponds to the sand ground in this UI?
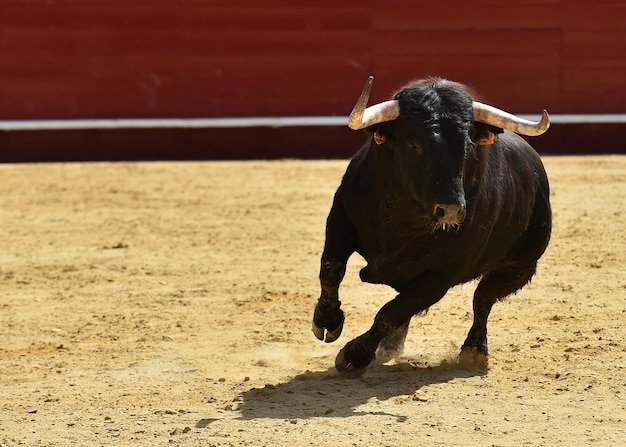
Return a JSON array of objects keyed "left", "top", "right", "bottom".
[{"left": 0, "top": 155, "right": 625, "bottom": 446}]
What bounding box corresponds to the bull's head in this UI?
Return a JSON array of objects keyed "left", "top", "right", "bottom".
[{"left": 347, "top": 76, "right": 549, "bottom": 230}]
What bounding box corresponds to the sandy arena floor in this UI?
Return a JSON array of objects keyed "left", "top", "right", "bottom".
[{"left": 0, "top": 155, "right": 625, "bottom": 446}]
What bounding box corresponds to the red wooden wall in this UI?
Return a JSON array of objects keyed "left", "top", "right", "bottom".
[{"left": 0, "top": 0, "right": 625, "bottom": 159}]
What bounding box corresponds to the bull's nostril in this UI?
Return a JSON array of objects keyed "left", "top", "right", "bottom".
[
  {"left": 434, "top": 205, "right": 446, "bottom": 220},
  {"left": 458, "top": 205, "right": 467, "bottom": 222}
]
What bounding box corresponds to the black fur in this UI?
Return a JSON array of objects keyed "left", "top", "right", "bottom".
[{"left": 313, "top": 78, "right": 551, "bottom": 373}]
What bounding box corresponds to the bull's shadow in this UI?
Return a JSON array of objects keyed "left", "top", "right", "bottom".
[{"left": 196, "top": 361, "right": 485, "bottom": 427}]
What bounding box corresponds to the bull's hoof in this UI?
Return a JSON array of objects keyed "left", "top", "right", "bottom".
[
  {"left": 312, "top": 305, "right": 345, "bottom": 343},
  {"left": 312, "top": 316, "right": 344, "bottom": 343},
  {"left": 312, "top": 321, "right": 325, "bottom": 341},
  {"left": 334, "top": 339, "right": 376, "bottom": 376},
  {"left": 459, "top": 346, "right": 489, "bottom": 369},
  {"left": 334, "top": 349, "right": 368, "bottom": 377}
]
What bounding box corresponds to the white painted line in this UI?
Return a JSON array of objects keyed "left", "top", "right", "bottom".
[
  {"left": 0, "top": 116, "right": 348, "bottom": 131},
  {"left": 0, "top": 114, "right": 624, "bottom": 131}
]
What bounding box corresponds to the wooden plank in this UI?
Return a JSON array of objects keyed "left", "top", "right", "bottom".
[
  {"left": 1, "top": 3, "right": 179, "bottom": 29},
  {"left": 379, "top": 0, "right": 560, "bottom": 5},
  {"left": 563, "top": 2, "right": 626, "bottom": 29},
  {"left": 178, "top": 77, "right": 363, "bottom": 103},
  {"left": 1, "top": 28, "right": 182, "bottom": 58},
  {"left": 562, "top": 59, "right": 626, "bottom": 96},
  {"left": 180, "top": 0, "right": 365, "bottom": 8},
  {"left": 0, "top": 28, "right": 79, "bottom": 56},
  {"left": 373, "top": 4, "right": 562, "bottom": 30},
  {"left": 175, "top": 54, "right": 369, "bottom": 82},
  {"left": 372, "top": 54, "right": 561, "bottom": 82},
  {"left": 370, "top": 54, "right": 561, "bottom": 112},
  {"left": 180, "top": 6, "right": 370, "bottom": 30},
  {"left": 562, "top": 0, "right": 623, "bottom": 4},
  {"left": 559, "top": 94, "right": 626, "bottom": 113},
  {"left": 0, "top": 54, "right": 87, "bottom": 78},
  {"left": 0, "top": 76, "right": 184, "bottom": 119},
  {"left": 75, "top": 30, "right": 182, "bottom": 56},
  {"left": 563, "top": 30, "right": 626, "bottom": 58},
  {"left": 372, "top": 29, "right": 561, "bottom": 56},
  {"left": 0, "top": 79, "right": 366, "bottom": 119},
  {"left": 178, "top": 78, "right": 365, "bottom": 117},
  {"left": 0, "top": 79, "right": 90, "bottom": 119},
  {"left": 181, "top": 29, "right": 369, "bottom": 56},
  {"left": 561, "top": 47, "right": 626, "bottom": 112}
]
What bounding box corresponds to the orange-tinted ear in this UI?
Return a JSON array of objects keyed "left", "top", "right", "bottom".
[
  {"left": 373, "top": 130, "right": 386, "bottom": 145},
  {"left": 473, "top": 122, "right": 502, "bottom": 145},
  {"left": 477, "top": 131, "right": 495, "bottom": 145}
]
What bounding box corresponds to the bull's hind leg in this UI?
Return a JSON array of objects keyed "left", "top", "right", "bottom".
[
  {"left": 459, "top": 264, "right": 537, "bottom": 368},
  {"left": 375, "top": 319, "right": 410, "bottom": 363},
  {"left": 461, "top": 188, "right": 551, "bottom": 368}
]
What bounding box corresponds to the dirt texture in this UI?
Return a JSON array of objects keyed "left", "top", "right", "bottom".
[{"left": 1, "top": 155, "right": 625, "bottom": 446}]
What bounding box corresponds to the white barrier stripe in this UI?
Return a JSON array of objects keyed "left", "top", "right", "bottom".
[
  {"left": 540, "top": 114, "right": 626, "bottom": 124},
  {"left": 0, "top": 114, "right": 625, "bottom": 131},
  {"left": 0, "top": 116, "right": 347, "bottom": 131}
]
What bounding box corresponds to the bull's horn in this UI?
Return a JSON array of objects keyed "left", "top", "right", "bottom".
[
  {"left": 348, "top": 76, "right": 401, "bottom": 130},
  {"left": 473, "top": 102, "right": 550, "bottom": 136}
]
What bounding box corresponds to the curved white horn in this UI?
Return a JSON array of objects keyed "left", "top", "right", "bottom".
[
  {"left": 473, "top": 102, "right": 550, "bottom": 136},
  {"left": 348, "top": 76, "right": 401, "bottom": 130}
]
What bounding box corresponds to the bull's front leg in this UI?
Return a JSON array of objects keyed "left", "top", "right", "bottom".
[
  {"left": 312, "top": 198, "right": 355, "bottom": 343},
  {"left": 312, "top": 259, "right": 347, "bottom": 343}
]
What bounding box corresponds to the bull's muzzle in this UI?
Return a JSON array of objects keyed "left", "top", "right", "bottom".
[{"left": 433, "top": 203, "right": 466, "bottom": 227}]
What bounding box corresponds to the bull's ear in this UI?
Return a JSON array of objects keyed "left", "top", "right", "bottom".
[
  {"left": 471, "top": 122, "right": 503, "bottom": 145},
  {"left": 373, "top": 130, "right": 386, "bottom": 145},
  {"left": 367, "top": 123, "right": 391, "bottom": 145}
]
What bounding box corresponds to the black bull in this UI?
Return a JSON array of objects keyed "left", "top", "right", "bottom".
[{"left": 312, "top": 77, "right": 552, "bottom": 374}]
